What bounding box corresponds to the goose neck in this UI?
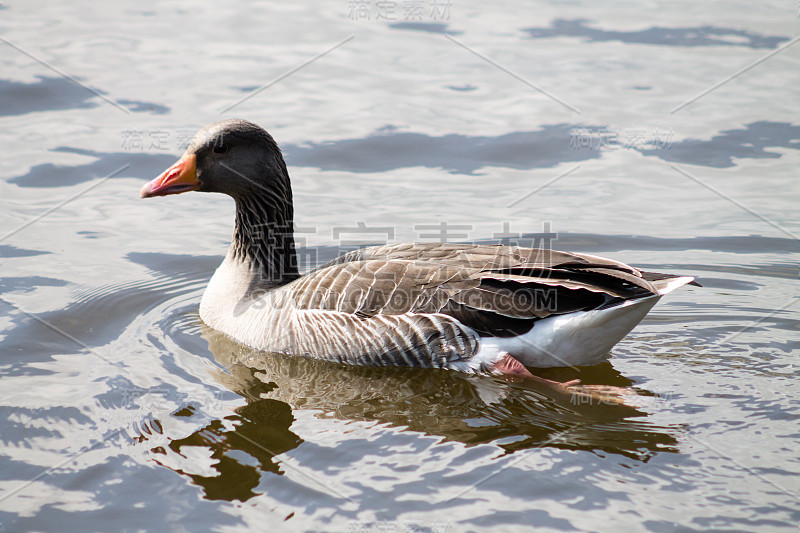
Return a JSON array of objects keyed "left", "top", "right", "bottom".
[{"left": 230, "top": 193, "right": 299, "bottom": 287}]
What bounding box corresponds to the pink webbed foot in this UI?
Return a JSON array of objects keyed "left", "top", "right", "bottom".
[
  {"left": 492, "top": 353, "right": 581, "bottom": 388},
  {"left": 491, "top": 354, "right": 638, "bottom": 406}
]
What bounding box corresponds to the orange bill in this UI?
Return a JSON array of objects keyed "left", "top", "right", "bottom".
[{"left": 140, "top": 154, "right": 199, "bottom": 198}]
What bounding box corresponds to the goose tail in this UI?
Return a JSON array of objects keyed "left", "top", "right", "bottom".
[{"left": 647, "top": 275, "right": 698, "bottom": 296}]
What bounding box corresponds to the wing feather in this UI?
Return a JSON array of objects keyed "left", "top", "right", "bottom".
[{"left": 285, "top": 242, "right": 684, "bottom": 343}]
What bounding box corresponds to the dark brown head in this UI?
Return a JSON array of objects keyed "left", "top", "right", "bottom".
[{"left": 140, "top": 119, "right": 290, "bottom": 201}]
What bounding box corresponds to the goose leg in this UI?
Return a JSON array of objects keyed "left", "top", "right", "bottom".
[
  {"left": 492, "top": 353, "right": 580, "bottom": 388},
  {"left": 492, "top": 353, "right": 638, "bottom": 406}
]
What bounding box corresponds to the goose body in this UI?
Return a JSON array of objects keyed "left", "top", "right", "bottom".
[{"left": 141, "top": 120, "right": 696, "bottom": 377}]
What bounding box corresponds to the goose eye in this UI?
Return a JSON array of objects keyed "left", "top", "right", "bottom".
[{"left": 213, "top": 143, "right": 228, "bottom": 155}]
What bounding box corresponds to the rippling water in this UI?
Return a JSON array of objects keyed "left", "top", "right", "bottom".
[{"left": 1, "top": 1, "right": 799, "bottom": 531}]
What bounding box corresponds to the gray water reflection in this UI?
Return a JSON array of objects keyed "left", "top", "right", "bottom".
[
  {"left": 283, "top": 124, "right": 603, "bottom": 174},
  {"left": 639, "top": 121, "right": 800, "bottom": 167},
  {"left": 284, "top": 121, "right": 800, "bottom": 173},
  {"left": 548, "top": 233, "right": 800, "bottom": 255},
  {"left": 0, "top": 77, "right": 97, "bottom": 116},
  {"left": 13, "top": 120, "right": 798, "bottom": 190},
  {"left": 0, "top": 245, "right": 49, "bottom": 258},
  {"left": 389, "top": 22, "right": 461, "bottom": 34},
  {"left": 0, "top": 76, "right": 169, "bottom": 117},
  {"left": 9, "top": 148, "right": 177, "bottom": 187},
  {"left": 523, "top": 19, "right": 789, "bottom": 49}
]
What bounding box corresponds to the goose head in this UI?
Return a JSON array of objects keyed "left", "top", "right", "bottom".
[
  {"left": 140, "top": 119, "right": 290, "bottom": 200},
  {"left": 141, "top": 119, "right": 298, "bottom": 285}
]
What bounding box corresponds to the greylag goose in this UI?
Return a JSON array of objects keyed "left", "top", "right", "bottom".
[{"left": 140, "top": 119, "right": 696, "bottom": 384}]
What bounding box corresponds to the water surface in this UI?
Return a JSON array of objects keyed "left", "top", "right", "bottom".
[{"left": 1, "top": 1, "right": 798, "bottom": 531}]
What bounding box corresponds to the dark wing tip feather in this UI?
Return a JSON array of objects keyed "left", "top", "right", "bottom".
[
  {"left": 295, "top": 245, "right": 695, "bottom": 342},
  {"left": 641, "top": 270, "right": 701, "bottom": 287}
]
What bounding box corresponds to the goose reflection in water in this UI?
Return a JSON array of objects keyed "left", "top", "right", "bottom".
[{"left": 150, "top": 326, "right": 681, "bottom": 503}]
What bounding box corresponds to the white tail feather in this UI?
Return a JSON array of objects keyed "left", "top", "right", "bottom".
[{"left": 653, "top": 276, "right": 695, "bottom": 296}]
